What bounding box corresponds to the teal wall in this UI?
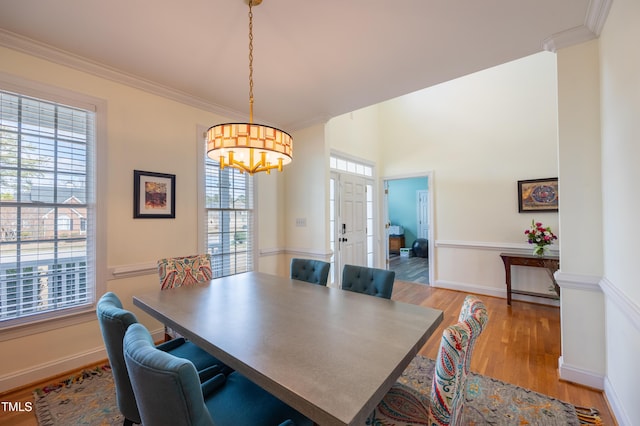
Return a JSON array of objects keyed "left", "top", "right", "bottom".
[{"left": 388, "top": 177, "right": 428, "bottom": 248}]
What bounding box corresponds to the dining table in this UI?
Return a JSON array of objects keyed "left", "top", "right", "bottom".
[{"left": 133, "top": 271, "right": 443, "bottom": 425}]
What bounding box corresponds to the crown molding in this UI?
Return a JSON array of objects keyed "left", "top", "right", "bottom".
[
  {"left": 0, "top": 28, "right": 248, "bottom": 122},
  {"left": 542, "top": 0, "right": 613, "bottom": 52}
]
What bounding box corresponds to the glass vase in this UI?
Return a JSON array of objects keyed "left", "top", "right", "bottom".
[{"left": 533, "top": 245, "right": 548, "bottom": 256}]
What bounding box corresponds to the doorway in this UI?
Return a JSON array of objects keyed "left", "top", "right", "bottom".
[
  {"left": 329, "top": 154, "right": 375, "bottom": 287},
  {"left": 383, "top": 173, "right": 434, "bottom": 285}
]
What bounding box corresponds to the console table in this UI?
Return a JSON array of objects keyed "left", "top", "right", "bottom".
[{"left": 500, "top": 252, "right": 560, "bottom": 305}]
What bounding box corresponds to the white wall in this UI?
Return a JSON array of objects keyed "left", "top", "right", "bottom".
[
  {"left": 256, "top": 171, "right": 286, "bottom": 275},
  {"left": 376, "top": 52, "right": 560, "bottom": 300},
  {"left": 598, "top": 0, "right": 640, "bottom": 422},
  {"left": 284, "top": 123, "right": 331, "bottom": 262},
  {"left": 555, "top": 40, "right": 606, "bottom": 390},
  {"left": 326, "top": 106, "right": 382, "bottom": 165},
  {"left": 0, "top": 46, "right": 236, "bottom": 389}
]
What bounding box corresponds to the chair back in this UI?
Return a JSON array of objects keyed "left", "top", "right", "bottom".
[
  {"left": 158, "top": 254, "right": 212, "bottom": 290},
  {"left": 429, "top": 321, "right": 472, "bottom": 425},
  {"left": 341, "top": 264, "right": 395, "bottom": 299},
  {"left": 96, "top": 292, "right": 141, "bottom": 424},
  {"left": 124, "top": 323, "right": 216, "bottom": 426},
  {"left": 290, "top": 258, "right": 330, "bottom": 286},
  {"left": 457, "top": 295, "right": 489, "bottom": 377}
]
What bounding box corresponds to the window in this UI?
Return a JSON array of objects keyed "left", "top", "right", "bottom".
[
  {"left": 329, "top": 155, "right": 373, "bottom": 177},
  {"left": 204, "top": 159, "right": 254, "bottom": 278},
  {"left": 0, "top": 88, "right": 96, "bottom": 328}
]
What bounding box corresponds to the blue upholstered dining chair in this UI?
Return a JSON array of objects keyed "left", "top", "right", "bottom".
[
  {"left": 290, "top": 258, "right": 330, "bottom": 286},
  {"left": 97, "top": 292, "right": 227, "bottom": 426},
  {"left": 123, "top": 323, "right": 312, "bottom": 426},
  {"left": 341, "top": 264, "right": 395, "bottom": 299}
]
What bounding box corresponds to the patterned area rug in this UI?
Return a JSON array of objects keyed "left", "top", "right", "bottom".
[
  {"left": 33, "top": 358, "right": 600, "bottom": 426},
  {"left": 33, "top": 365, "right": 123, "bottom": 426},
  {"left": 368, "top": 355, "right": 600, "bottom": 425}
]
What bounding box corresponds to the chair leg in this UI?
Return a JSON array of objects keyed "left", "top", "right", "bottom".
[{"left": 123, "top": 418, "right": 136, "bottom": 426}]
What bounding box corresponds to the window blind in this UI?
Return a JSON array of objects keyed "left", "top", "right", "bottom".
[
  {"left": 0, "top": 89, "right": 95, "bottom": 326},
  {"left": 204, "top": 160, "right": 253, "bottom": 278}
]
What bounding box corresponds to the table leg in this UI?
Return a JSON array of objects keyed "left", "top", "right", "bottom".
[{"left": 505, "top": 262, "right": 512, "bottom": 305}]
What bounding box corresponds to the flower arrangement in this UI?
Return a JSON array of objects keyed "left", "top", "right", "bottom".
[{"left": 525, "top": 220, "right": 557, "bottom": 256}]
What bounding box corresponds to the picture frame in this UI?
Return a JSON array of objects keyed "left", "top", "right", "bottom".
[
  {"left": 517, "top": 177, "right": 558, "bottom": 213},
  {"left": 133, "top": 170, "right": 176, "bottom": 218}
]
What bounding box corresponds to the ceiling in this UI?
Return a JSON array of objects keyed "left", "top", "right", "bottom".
[{"left": 0, "top": 0, "right": 608, "bottom": 131}]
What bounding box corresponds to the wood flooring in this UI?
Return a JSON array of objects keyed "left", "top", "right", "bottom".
[
  {"left": 389, "top": 254, "right": 429, "bottom": 284},
  {"left": 0, "top": 281, "right": 616, "bottom": 425},
  {"left": 392, "top": 280, "right": 616, "bottom": 425}
]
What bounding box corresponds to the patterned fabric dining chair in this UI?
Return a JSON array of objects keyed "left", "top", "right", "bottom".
[
  {"left": 457, "top": 295, "right": 489, "bottom": 379},
  {"left": 369, "top": 296, "right": 489, "bottom": 426},
  {"left": 158, "top": 254, "right": 213, "bottom": 340},
  {"left": 158, "top": 254, "right": 213, "bottom": 290},
  {"left": 369, "top": 321, "right": 472, "bottom": 426}
]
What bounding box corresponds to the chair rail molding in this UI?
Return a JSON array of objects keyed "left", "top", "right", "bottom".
[
  {"left": 262, "top": 247, "right": 333, "bottom": 261},
  {"left": 435, "top": 239, "right": 559, "bottom": 255},
  {"left": 554, "top": 272, "right": 602, "bottom": 292},
  {"left": 110, "top": 261, "right": 157, "bottom": 279},
  {"left": 600, "top": 276, "right": 640, "bottom": 334}
]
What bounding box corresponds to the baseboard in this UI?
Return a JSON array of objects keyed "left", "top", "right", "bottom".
[
  {"left": 604, "top": 375, "right": 630, "bottom": 426},
  {"left": 433, "top": 279, "right": 560, "bottom": 306},
  {"left": 433, "top": 279, "right": 504, "bottom": 297},
  {"left": 0, "top": 346, "right": 107, "bottom": 393},
  {"left": 0, "top": 327, "right": 165, "bottom": 394},
  {"left": 558, "top": 355, "right": 604, "bottom": 390}
]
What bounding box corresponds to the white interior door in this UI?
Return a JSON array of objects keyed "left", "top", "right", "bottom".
[
  {"left": 417, "top": 190, "right": 429, "bottom": 239},
  {"left": 338, "top": 174, "right": 367, "bottom": 277}
]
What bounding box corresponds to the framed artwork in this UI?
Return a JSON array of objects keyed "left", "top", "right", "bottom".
[
  {"left": 517, "top": 177, "right": 558, "bottom": 213},
  {"left": 133, "top": 170, "right": 176, "bottom": 218}
]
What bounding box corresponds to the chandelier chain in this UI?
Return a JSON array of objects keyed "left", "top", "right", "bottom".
[
  {"left": 248, "top": 1, "right": 254, "bottom": 123},
  {"left": 206, "top": 0, "right": 292, "bottom": 175}
]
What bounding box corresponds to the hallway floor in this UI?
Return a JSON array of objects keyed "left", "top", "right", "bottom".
[{"left": 389, "top": 254, "right": 429, "bottom": 284}]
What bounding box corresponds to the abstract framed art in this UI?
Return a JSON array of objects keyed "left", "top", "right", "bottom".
[
  {"left": 133, "top": 170, "right": 176, "bottom": 218},
  {"left": 517, "top": 177, "right": 558, "bottom": 213}
]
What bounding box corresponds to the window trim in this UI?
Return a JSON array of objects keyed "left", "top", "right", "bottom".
[
  {"left": 196, "top": 125, "right": 258, "bottom": 272},
  {"left": 0, "top": 72, "right": 107, "bottom": 340}
]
